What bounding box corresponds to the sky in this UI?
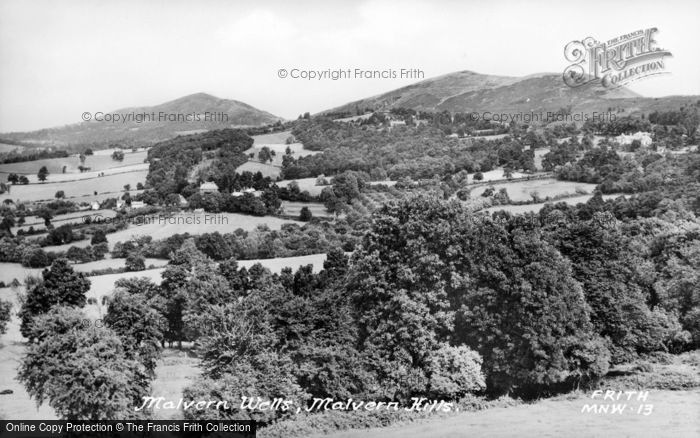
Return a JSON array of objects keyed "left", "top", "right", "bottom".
[{"left": 1, "top": 0, "right": 699, "bottom": 132}]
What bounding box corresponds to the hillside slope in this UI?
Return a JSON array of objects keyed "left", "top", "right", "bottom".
[
  {"left": 325, "top": 70, "right": 697, "bottom": 117},
  {"left": 0, "top": 93, "right": 281, "bottom": 148}
]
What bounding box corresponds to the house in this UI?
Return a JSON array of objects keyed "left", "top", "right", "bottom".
[
  {"left": 115, "top": 200, "right": 125, "bottom": 209},
  {"left": 178, "top": 194, "right": 189, "bottom": 207},
  {"left": 232, "top": 187, "right": 256, "bottom": 197},
  {"left": 199, "top": 181, "right": 219, "bottom": 194},
  {"left": 615, "top": 131, "right": 653, "bottom": 147},
  {"left": 130, "top": 201, "right": 146, "bottom": 209},
  {"left": 193, "top": 208, "right": 205, "bottom": 214},
  {"left": 90, "top": 201, "right": 100, "bottom": 210}
]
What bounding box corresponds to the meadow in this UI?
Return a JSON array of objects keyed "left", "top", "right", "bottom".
[
  {"left": 0, "top": 170, "right": 148, "bottom": 203},
  {"left": 480, "top": 194, "right": 625, "bottom": 215},
  {"left": 0, "top": 150, "right": 147, "bottom": 175},
  {"left": 280, "top": 201, "right": 333, "bottom": 218},
  {"left": 236, "top": 130, "right": 320, "bottom": 179},
  {"left": 317, "top": 388, "right": 700, "bottom": 438},
  {"left": 12, "top": 209, "right": 118, "bottom": 233},
  {"left": 39, "top": 212, "right": 304, "bottom": 254},
  {"left": 277, "top": 178, "right": 327, "bottom": 196},
  {"left": 235, "top": 160, "right": 282, "bottom": 178},
  {"left": 469, "top": 178, "right": 597, "bottom": 202}
]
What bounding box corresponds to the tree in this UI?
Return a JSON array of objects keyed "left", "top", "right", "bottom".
[
  {"left": 0, "top": 300, "right": 12, "bottom": 335},
  {"left": 18, "top": 307, "right": 147, "bottom": 420},
  {"left": 55, "top": 190, "right": 65, "bottom": 199},
  {"left": 37, "top": 166, "right": 49, "bottom": 182},
  {"left": 542, "top": 215, "right": 681, "bottom": 362},
  {"left": 258, "top": 147, "right": 273, "bottom": 163},
  {"left": 159, "top": 239, "right": 220, "bottom": 347},
  {"left": 91, "top": 229, "right": 107, "bottom": 245},
  {"left": 503, "top": 166, "right": 514, "bottom": 180},
  {"left": 112, "top": 150, "right": 125, "bottom": 161},
  {"left": 473, "top": 172, "right": 484, "bottom": 181},
  {"left": 37, "top": 209, "right": 53, "bottom": 227},
  {"left": 348, "top": 196, "right": 609, "bottom": 397},
  {"left": 124, "top": 184, "right": 131, "bottom": 191},
  {"left": 104, "top": 291, "right": 166, "bottom": 374},
  {"left": 19, "top": 259, "right": 90, "bottom": 339},
  {"left": 0, "top": 216, "right": 15, "bottom": 236},
  {"left": 7, "top": 173, "right": 19, "bottom": 184},
  {"left": 298, "top": 206, "right": 313, "bottom": 222},
  {"left": 125, "top": 253, "right": 146, "bottom": 271}
]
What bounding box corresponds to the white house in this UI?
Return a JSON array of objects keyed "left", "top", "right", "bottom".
[
  {"left": 130, "top": 201, "right": 146, "bottom": 209},
  {"left": 615, "top": 131, "right": 653, "bottom": 147},
  {"left": 90, "top": 201, "right": 100, "bottom": 210},
  {"left": 199, "top": 181, "right": 219, "bottom": 194}
]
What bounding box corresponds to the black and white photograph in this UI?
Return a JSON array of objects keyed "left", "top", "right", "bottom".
[{"left": 0, "top": 1, "right": 699, "bottom": 437}]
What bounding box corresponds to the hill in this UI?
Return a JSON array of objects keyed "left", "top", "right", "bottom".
[
  {"left": 324, "top": 70, "right": 699, "bottom": 117},
  {"left": 0, "top": 93, "right": 282, "bottom": 149}
]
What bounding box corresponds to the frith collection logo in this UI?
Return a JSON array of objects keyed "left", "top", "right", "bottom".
[{"left": 563, "top": 28, "right": 672, "bottom": 89}]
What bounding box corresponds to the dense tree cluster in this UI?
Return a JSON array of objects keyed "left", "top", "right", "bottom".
[
  {"left": 17, "top": 261, "right": 165, "bottom": 419},
  {"left": 145, "top": 129, "right": 252, "bottom": 199},
  {"left": 284, "top": 119, "right": 535, "bottom": 180},
  {"left": 117, "top": 222, "right": 357, "bottom": 261}
]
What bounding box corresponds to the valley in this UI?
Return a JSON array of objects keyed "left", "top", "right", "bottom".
[{"left": 0, "top": 73, "right": 698, "bottom": 438}]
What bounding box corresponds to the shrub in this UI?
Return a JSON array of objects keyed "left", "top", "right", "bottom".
[
  {"left": 91, "top": 229, "right": 107, "bottom": 245},
  {"left": 125, "top": 253, "right": 146, "bottom": 272},
  {"left": 426, "top": 345, "right": 485, "bottom": 399}
]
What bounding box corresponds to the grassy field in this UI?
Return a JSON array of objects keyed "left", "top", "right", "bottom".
[
  {"left": 12, "top": 209, "right": 118, "bottom": 234},
  {"left": 277, "top": 178, "right": 327, "bottom": 196},
  {"left": 252, "top": 130, "right": 295, "bottom": 145},
  {"left": 0, "top": 143, "right": 25, "bottom": 153},
  {"left": 0, "top": 150, "right": 147, "bottom": 175},
  {"left": 236, "top": 160, "right": 282, "bottom": 178},
  {"left": 0, "top": 170, "right": 148, "bottom": 203},
  {"left": 470, "top": 178, "right": 597, "bottom": 202},
  {"left": 150, "top": 349, "right": 200, "bottom": 419},
  {"left": 281, "top": 201, "right": 332, "bottom": 218},
  {"left": 0, "top": 258, "right": 169, "bottom": 285},
  {"left": 481, "top": 194, "right": 624, "bottom": 215},
  {"left": 469, "top": 168, "right": 530, "bottom": 183},
  {"left": 7, "top": 163, "right": 150, "bottom": 184},
  {"left": 244, "top": 142, "right": 319, "bottom": 167},
  {"left": 316, "top": 389, "right": 700, "bottom": 438},
  {"left": 40, "top": 212, "right": 302, "bottom": 253},
  {"left": 104, "top": 212, "right": 301, "bottom": 248},
  {"left": 0, "top": 263, "right": 41, "bottom": 286}
]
